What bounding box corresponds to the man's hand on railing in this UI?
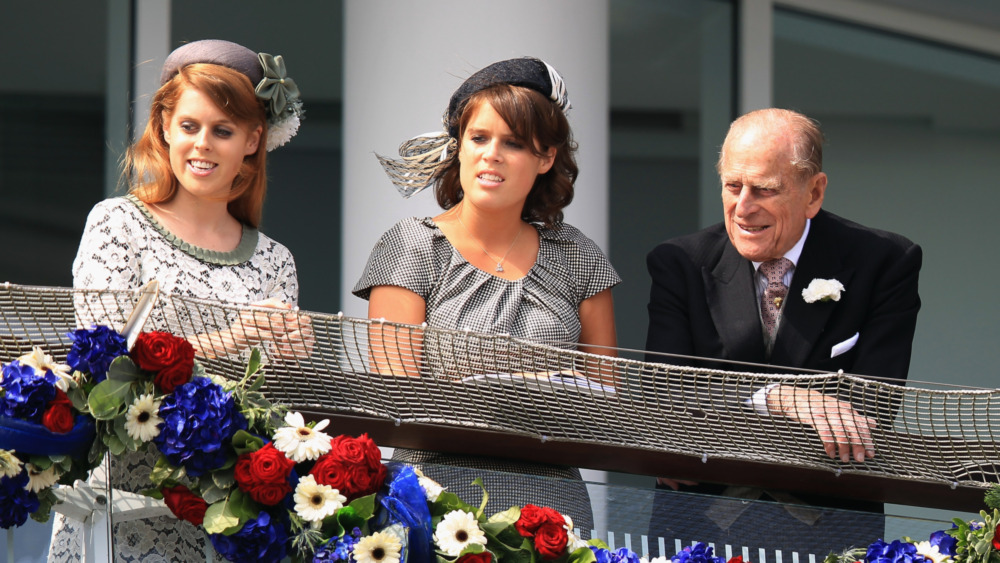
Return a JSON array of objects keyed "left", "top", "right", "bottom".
[{"left": 766, "top": 385, "right": 876, "bottom": 463}]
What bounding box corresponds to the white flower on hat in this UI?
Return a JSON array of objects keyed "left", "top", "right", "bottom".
[{"left": 802, "top": 278, "right": 844, "bottom": 303}]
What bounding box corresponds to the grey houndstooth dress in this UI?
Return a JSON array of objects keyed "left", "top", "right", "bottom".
[{"left": 354, "top": 217, "right": 620, "bottom": 532}]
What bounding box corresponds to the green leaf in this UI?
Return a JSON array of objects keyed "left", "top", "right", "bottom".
[
  {"left": 231, "top": 430, "right": 265, "bottom": 455},
  {"left": 66, "top": 384, "right": 89, "bottom": 412},
  {"left": 204, "top": 498, "right": 242, "bottom": 535},
  {"left": 204, "top": 489, "right": 258, "bottom": 535},
  {"left": 148, "top": 456, "right": 184, "bottom": 487},
  {"left": 104, "top": 433, "right": 126, "bottom": 456},
  {"left": 568, "top": 546, "right": 598, "bottom": 563},
  {"left": 87, "top": 378, "right": 135, "bottom": 420},
  {"left": 107, "top": 356, "right": 145, "bottom": 381},
  {"left": 347, "top": 493, "right": 376, "bottom": 521},
  {"left": 244, "top": 348, "right": 262, "bottom": 381}
]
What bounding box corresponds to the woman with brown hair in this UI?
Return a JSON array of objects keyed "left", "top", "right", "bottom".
[{"left": 354, "top": 57, "right": 620, "bottom": 531}]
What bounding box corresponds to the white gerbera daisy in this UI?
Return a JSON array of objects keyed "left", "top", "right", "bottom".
[
  {"left": 414, "top": 467, "right": 445, "bottom": 502},
  {"left": 354, "top": 530, "right": 402, "bottom": 563},
  {"left": 0, "top": 450, "right": 23, "bottom": 478},
  {"left": 433, "top": 510, "right": 487, "bottom": 556},
  {"left": 125, "top": 394, "right": 163, "bottom": 442},
  {"left": 18, "top": 347, "right": 73, "bottom": 391},
  {"left": 25, "top": 463, "right": 60, "bottom": 492},
  {"left": 915, "top": 541, "right": 951, "bottom": 563},
  {"left": 563, "top": 515, "right": 588, "bottom": 552},
  {"left": 272, "top": 411, "right": 332, "bottom": 462},
  {"left": 293, "top": 474, "right": 346, "bottom": 525}
]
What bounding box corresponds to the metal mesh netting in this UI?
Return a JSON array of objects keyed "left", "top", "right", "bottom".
[{"left": 1, "top": 283, "right": 997, "bottom": 491}]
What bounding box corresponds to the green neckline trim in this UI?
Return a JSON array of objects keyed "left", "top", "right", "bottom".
[{"left": 125, "top": 194, "right": 258, "bottom": 266}]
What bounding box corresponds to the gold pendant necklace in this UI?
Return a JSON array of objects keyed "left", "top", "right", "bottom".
[{"left": 457, "top": 215, "right": 524, "bottom": 273}]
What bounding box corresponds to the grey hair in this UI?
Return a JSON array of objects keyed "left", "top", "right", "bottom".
[{"left": 717, "top": 108, "right": 824, "bottom": 180}]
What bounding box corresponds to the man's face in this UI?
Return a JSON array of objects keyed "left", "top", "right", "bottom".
[{"left": 719, "top": 126, "right": 826, "bottom": 262}]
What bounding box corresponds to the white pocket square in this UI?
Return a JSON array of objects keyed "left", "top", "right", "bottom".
[{"left": 831, "top": 332, "right": 859, "bottom": 358}]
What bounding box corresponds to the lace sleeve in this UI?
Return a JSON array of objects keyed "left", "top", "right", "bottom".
[
  {"left": 268, "top": 240, "right": 300, "bottom": 306},
  {"left": 71, "top": 200, "right": 141, "bottom": 328}
]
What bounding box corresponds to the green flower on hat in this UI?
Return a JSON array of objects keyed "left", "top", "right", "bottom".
[
  {"left": 255, "top": 52, "right": 304, "bottom": 151},
  {"left": 255, "top": 53, "right": 300, "bottom": 120}
]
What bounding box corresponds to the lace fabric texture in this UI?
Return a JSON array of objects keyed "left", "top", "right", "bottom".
[{"left": 49, "top": 196, "right": 299, "bottom": 562}]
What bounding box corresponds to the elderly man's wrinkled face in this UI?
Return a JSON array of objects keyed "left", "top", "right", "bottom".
[{"left": 719, "top": 126, "right": 826, "bottom": 263}]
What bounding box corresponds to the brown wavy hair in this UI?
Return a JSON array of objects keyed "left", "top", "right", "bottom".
[
  {"left": 433, "top": 84, "right": 577, "bottom": 229},
  {"left": 124, "top": 63, "right": 269, "bottom": 228}
]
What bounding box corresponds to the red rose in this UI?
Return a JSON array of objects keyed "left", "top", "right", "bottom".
[
  {"left": 311, "top": 434, "right": 386, "bottom": 501},
  {"left": 533, "top": 522, "right": 568, "bottom": 560},
  {"left": 248, "top": 443, "right": 295, "bottom": 483},
  {"left": 161, "top": 485, "right": 208, "bottom": 526},
  {"left": 727, "top": 557, "right": 746, "bottom": 563},
  {"left": 234, "top": 443, "right": 295, "bottom": 506},
  {"left": 516, "top": 504, "right": 564, "bottom": 537},
  {"left": 457, "top": 553, "right": 493, "bottom": 563},
  {"left": 330, "top": 434, "right": 368, "bottom": 463},
  {"left": 132, "top": 332, "right": 195, "bottom": 392},
  {"left": 234, "top": 456, "right": 254, "bottom": 484},
  {"left": 310, "top": 455, "right": 349, "bottom": 492},
  {"left": 42, "top": 390, "right": 75, "bottom": 433},
  {"left": 154, "top": 363, "right": 192, "bottom": 394},
  {"left": 345, "top": 460, "right": 387, "bottom": 498},
  {"left": 249, "top": 482, "right": 291, "bottom": 506},
  {"left": 133, "top": 331, "right": 195, "bottom": 371},
  {"left": 992, "top": 524, "right": 1000, "bottom": 550}
]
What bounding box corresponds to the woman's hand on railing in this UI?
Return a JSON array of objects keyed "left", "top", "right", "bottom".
[{"left": 190, "top": 298, "right": 314, "bottom": 361}]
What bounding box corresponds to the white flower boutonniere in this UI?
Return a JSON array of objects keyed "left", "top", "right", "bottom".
[{"left": 802, "top": 278, "right": 845, "bottom": 303}]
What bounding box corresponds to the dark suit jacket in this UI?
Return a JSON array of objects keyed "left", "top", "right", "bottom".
[
  {"left": 645, "top": 209, "right": 921, "bottom": 382},
  {"left": 644, "top": 210, "right": 921, "bottom": 513}
]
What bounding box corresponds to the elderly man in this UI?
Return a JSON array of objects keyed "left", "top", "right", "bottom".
[{"left": 644, "top": 108, "right": 922, "bottom": 552}]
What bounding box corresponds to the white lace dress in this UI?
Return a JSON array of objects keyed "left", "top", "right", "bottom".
[{"left": 48, "top": 195, "right": 298, "bottom": 562}]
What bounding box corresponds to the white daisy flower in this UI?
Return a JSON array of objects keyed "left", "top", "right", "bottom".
[
  {"left": 915, "top": 541, "right": 951, "bottom": 563},
  {"left": 0, "top": 450, "right": 23, "bottom": 478},
  {"left": 272, "top": 412, "right": 332, "bottom": 462},
  {"left": 414, "top": 467, "right": 445, "bottom": 502},
  {"left": 564, "top": 515, "right": 588, "bottom": 552},
  {"left": 354, "top": 530, "right": 402, "bottom": 563},
  {"left": 25, "top": 463, "right": 60, "bottom": 492},
  {"left": 433, "top": 510, "right": 488, "bottom": 556},
  {"left": 18, "top": 347, "right": 73, "bottom": 391},
  {"left": 125, "top": 394, "right": 163, "bottom": 442},
  {"left": 293, "top": 474, "right": 346, "bottom": 525}
]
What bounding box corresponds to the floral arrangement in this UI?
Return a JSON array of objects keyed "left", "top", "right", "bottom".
[
  {"left": 821, "top": 487, "right": 1000, "bottom": 563},
  {"left": 1, "top": 324, "right": 998, "bottom": 563}
]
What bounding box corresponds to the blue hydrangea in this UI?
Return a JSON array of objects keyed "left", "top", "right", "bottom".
[
  {"left": 865, "top": 539, "right": 929, "bottom": 563},
  {"left": 0, "top": 360, "right": 57, "bottom": 422},
  {"left": 153, "top": 377, "right": 246, "bottom": 477},
  {"left": 591, "top": 547, "right": 644, "bottom": 563},
  {"left": 210, "top": 511, "right": 288, "bottom": 563},
  {"left": 67, "top": 325, "right": 127, "bottom": 382},
  {"left": 312, "top": 527, "right": 363, "bottom": 562},
  {"left": 929, "top": 530, "right": 957, "bottom": 556},
  {"left": 591, "top": 546, "right": 613, "bottom": 563},
  {"left": 0, "top": 470, "right": 40, "bottom": 529},
  {"left": 672, "top": 542, "right": 726, "bottom": 563}
]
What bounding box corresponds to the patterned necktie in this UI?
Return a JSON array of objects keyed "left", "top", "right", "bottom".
[{"left": 760, "top": 258, "right": 794, "bottom": 342}]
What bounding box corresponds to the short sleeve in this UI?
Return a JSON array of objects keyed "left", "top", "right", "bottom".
[
  {"left": 353, "top": 218, "right": 438, "bottom": 301},
  {"left": 72, "top": 199, "right": 141, "bottom": 290},
  {"left": 544, "top": 223, "right": 621, "bottom": 302},
  {"left": 260, "top": 237, "right": 299, "bottom": 306}
]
